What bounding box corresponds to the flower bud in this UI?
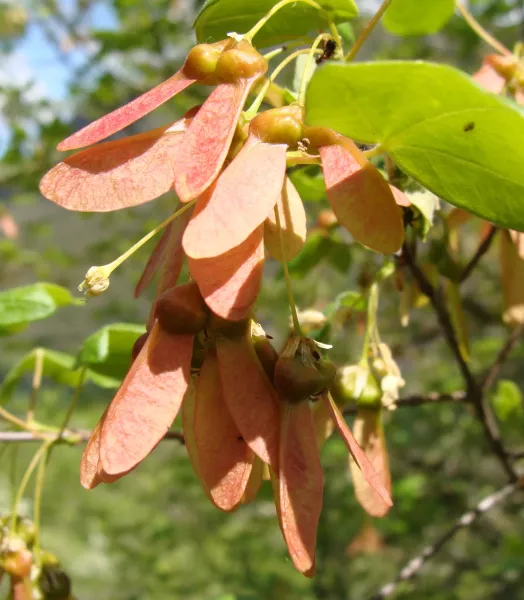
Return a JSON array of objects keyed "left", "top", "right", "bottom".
[
  {"left": 250, "top": 106, "right": 304, "bottom": 147},
  {"left": 155, "top": 282, "right": 208, "bottom": 335},
  {"left": 215, "top": 41, "right": 267, "bottom": 82}
]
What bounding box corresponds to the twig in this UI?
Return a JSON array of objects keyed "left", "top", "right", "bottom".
[
  {"left": 342, "top": 391, "right": 469, "bottom": 416},
  {"left": 371, "top": 481, "right": 521, "bottom": 599},
  {"left": 402, "top": 243, "right": 516, "bottom": 481},
  {"left": 482, "top": 325, "right": 524, "bottom": 391},
  {"left": 0, "top": 429, "right": 186, "bottom": 445},
  {"left": 459, "top": 226, "right": 498, "bottom": 283}
]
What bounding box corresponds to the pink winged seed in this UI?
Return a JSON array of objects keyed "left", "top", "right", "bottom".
[
  {"left": 324, "top": 393, "right": 393, "bottom": 508},
  {"left": 279, "top": 402, "right": 323, "bottom": 577},
  {"left": 187, "top": 225, "right": 265, "bottom": 321},
  {"left": 41, "top": 123, "right": 187, "bottom": 212},
  {"left": 174, "top": 78, "right": 258, "bottom": 202},
  {"left": 321, "top": 140, "right": 404, "bottom": 254},
  {"left": 183, "top": 135, "right": 287, "bottom": 259},
  {"left": 57, "top": 70, "right": 196, "bottom": 151},
  {"left": 99, "top": 323, "right": 193, "bottom": 476},
  {"left": 216, "top": 335, "right": 280, "bottom": 468},
  {"left": 193, "top": 351, "right": 254, "bottom": 511}
]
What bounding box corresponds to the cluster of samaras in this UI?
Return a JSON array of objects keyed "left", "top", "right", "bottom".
[{"left": 39, "top": 37, "right": 403, "bottom": 575}]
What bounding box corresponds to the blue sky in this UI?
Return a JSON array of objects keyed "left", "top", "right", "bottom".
[{"left": 0, "top": 0, "right": 118, "bottom": 155}]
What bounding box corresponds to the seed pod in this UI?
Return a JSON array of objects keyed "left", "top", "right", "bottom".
[
  {"left": 215, "top": 41, "right": 267, "bottom": 82},
  {"left": 184, "top": 41, "right": 228, "bottom": 81},
  {"left": 253, "top": 336, "right": 279, "bottom": 381},
  {"left": 155, "top": 282, "right": 208, "bottom": 335},
  {"left": 208, "top": 313, "right": 251, "bottom": 338},
  {"left": 250, "top": 105, "right": 304, "bottom": 147},
  {"left": 38, "top": 564, "right": 72, "bottom": 600},
  {"left": 274, "top": 356, "right": 327, "bottom": 404}
]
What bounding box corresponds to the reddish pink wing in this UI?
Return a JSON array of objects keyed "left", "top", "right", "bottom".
[
  {"left": 99, "top": 323, "right": 193, "bottom": 476},
  {"left": 193, "top": 351, "right": 254, "bottom": 511},
  {"left": 216, "top": 335, "right": 280, "bottom": 468},
  {"left": 279, "top": 402, "right": 323, "bottom": 577},
  {"left": 188, "top": 225, "right": 264, "bottom": 321},
  {"left": 80, "top": 411, "right": 105, "bottom": 490},
  {"left": 58, "top": 71, "right": 195, "bottom": 150},
  {"left": 41, "top": 123, "right": 186, "bottom": 212},
  {"left": 321, "top": 140, "right": 404, "bottom": 254},
  {"left": 473, "top": 63, "right": 506, "bottom": 94},
  {"left": 174, "top": 78, "right": 256, "bottom": 202},
  {"left": 324, "top": 394, "right": 393, "bottom": 508},
  {"left": 183, "top": 136, "right": 287, "bottom": 258}
]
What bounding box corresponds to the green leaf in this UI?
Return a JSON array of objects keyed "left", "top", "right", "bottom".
[
  {"left": 289, "top": 166, "right": 326, "bottom": 203},
  {"left": 408, "top": 190, "right": 439, "bottom": 241},
  {"left": 194, "top": 0, "right": 358, "bottom": 48},
  {"left": 306, "top": 62, "right": 524, "bottom": 230},
  {"left": 285, "top": 231, "right": 333, "bottom": 278},
  {"left": 76, "top": 322, "right": 145, "bottom": 381},
  {"left": 491, "top": 380, "right": 523, "bottom": 421},
  {"left": 0, "top": 348, "right": 116, "bottom": 406},
  {"left": 383, "top": 0, "right": 454, "bottom": 36},
  {"left": 0, "top": 283, "right": 81, "bottom": 332}
]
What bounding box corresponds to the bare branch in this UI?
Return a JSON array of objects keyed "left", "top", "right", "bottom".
[
  {"left": 370, "top": 481, "right": 521, "bottom": 599},
  {"left": 460, "top": 226, "right": 498, "bottom": 283},
  {"left": 0, "top": 429, "right": 185, "bottom": 445},
  {"left": 482, "top": 325, "right": 524, "bottom": 392},
  {"left": 342, "top": 391, "right": 469, "bottom": 416},
  {"left": 402, "top": 242, "right": 517, "bottom": 481}
]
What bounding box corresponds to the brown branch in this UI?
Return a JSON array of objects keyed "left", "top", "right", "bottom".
[
  {"left": 482, "top": 325, "right": 524, "bottom": 392},
  {"left": 402, "top": 242, "right": 516, "bottom": 481},
  {"left": 0, "top": 429, "right": 185, "bottom": 445},
  {"left": 459, "top": 226, "right": 498, "bottom": 283},
  {"left": 342, "top": 391, "right": 469, "bottom": 416},
  {"left": 370, "top": 481, "right": 521, "bottom": 599}
]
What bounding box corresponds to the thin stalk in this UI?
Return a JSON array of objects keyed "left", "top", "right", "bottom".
[
  {"left": 10, "top": 441, "right": 52, "bottom": 533},
  {"left": 298, "top": 34, "right": 327, "bottom": 105},
  {"left": 456, "top": 1, "right": 512, "bottom": 57},
  {"left": 32, "top": 446, "right": 50, "bottom": 564},
  {"left": 79, "top": 200, "right": 196, "bottom": 295},
  {"left": 273, "top": 205, "right": 302, "bottom": 336},
  {"left": 27, "top": 348, "right": 44, "bottom": 423},
  {"left": 244, "top": 48, "right": 318, "bottom": 119},
  {"left": 0, "top": 406, "right": 46, "bottom": 438},
  {"left": 346, "top": 0, "right": 393, "bottom": 62}
]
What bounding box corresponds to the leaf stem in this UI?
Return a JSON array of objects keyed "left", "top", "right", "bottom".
[
  {"left": 273, "top": 204, "right": 302, "bottom": 336},
  {"left": 244, "top": 0, "right": 341, "bottom": 48},
  {"left": 10, "top": 441, "right": 53, "bottom": 533},
  {"left": 298, "top": 33, "right": 327, "bottom": 106},
  {"left": 346, "top": 0, "right": 393, "bottom": 62},
  {"left": 244, "top": 48, "right": 319, "bottom": 120},
  {"left": 27, "top": 348, "right": 44, "bottom": 423},
  {"left": 455, "top": 1, "right": 512, "bottom": 57},
  {"left": 0, "top": 406, "right": 47, "bottom": 438}
]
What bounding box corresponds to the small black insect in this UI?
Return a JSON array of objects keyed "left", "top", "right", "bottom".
[
  {"left": 316, "top": 39, "right": 337, "bottom": 64},
  {"left": 463, "top": 121, "right": 475, "bottom": 132}
]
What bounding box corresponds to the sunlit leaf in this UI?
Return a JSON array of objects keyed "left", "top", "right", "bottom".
[
  {"left": 307, "top": 62, "right": 524, "bottom": 230},
  {"left": 383, "top": 0, "right": 454, "bottom": 36}
]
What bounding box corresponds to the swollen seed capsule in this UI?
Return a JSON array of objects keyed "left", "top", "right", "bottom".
[
  {"left": 274, "top": 356, "right": 326, "bottom": 404},
  {"left": 215, "top": 41, "right": 267, "bottom": 82},
  {"left": 253, "top": 337, "right": 279, "bottom": 381},
  {"left": 208, "top": 313, "right": 251, "bottom": 338},
  {"left": 155, "top": 282, "right": 208, "bottom": 335},
  {"left": 250, "top": 105, "right": 304, "bottom": 147},
  {"left": 184, "top": 43, "right": 224, "bottom": 81}
]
